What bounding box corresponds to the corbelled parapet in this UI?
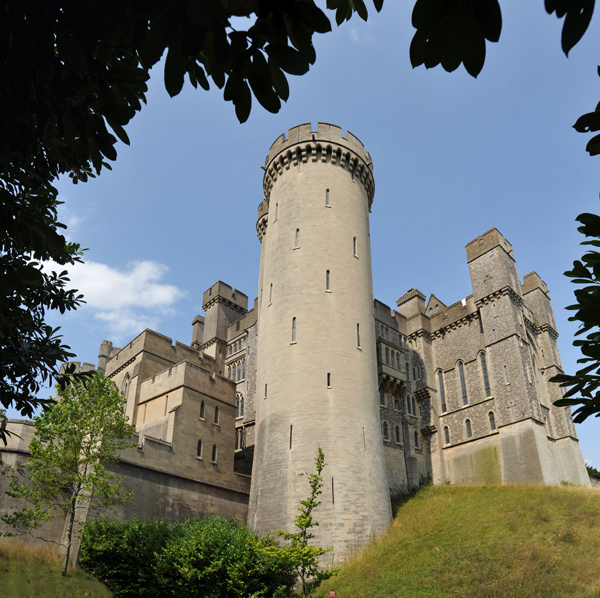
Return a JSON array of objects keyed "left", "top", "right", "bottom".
[
  {"left": 262, "top": 122, "right": 375, "bottom": 208},
  {"left": 256, "top": 199, "right": 269, "bottom": 242}
]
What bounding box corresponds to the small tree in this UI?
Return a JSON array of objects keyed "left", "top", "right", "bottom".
[
  {"left": 1, "top": 372, "right": 135, "bottom": 576},
  {"left": 276, "top": 446, "right": 337, "bottom": 597}
]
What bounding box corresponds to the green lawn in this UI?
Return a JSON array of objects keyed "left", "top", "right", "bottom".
[
  {"left": 0, "top": 540, "right": 111, "bottom": 598},
  {"left": 314, "top": 484, "right": 600, "bottom": 598}
]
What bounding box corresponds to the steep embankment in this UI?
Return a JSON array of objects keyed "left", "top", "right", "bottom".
[{"left": 315, "top": 485, "right": 600, "bottom": 598}]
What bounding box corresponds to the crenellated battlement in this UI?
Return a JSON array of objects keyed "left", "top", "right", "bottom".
[{"left": 262, "top": 122, "right": 375, "bottom": 207}]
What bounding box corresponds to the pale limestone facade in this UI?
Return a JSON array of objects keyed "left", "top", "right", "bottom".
[{"left": 0, "top": 123, "right": 589, "bottom": 564}]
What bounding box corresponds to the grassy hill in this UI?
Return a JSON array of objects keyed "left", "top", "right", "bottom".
[{"left": 314, "top": 484, "right": 600, "bottom": 598}]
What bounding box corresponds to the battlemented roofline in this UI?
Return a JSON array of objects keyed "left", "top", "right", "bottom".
[{"left": 262, "top": 122, "right": 375, "bottom": 207}]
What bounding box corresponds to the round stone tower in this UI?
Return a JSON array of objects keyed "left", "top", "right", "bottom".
[{"left": 249, "top": 123, "right": 392, "bottom": 562}]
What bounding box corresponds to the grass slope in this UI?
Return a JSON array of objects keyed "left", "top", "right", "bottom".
[
  {"left": 0, "top": 539, "right": 111, "bottom": 598},
  {"left": 314, "top": 484, "right": 600, "bottom": 598}
]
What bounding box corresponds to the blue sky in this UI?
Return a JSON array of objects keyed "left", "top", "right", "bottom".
[{"left": 8, "top": 2, "right": 600, "bottom": 464}]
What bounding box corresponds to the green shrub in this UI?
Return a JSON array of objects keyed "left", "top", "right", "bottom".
[
  {"left": 79, "top": 515, "right": 295, "bottom": 598},
  {"left": 586, "top": 464, "right": 600, "bottom": 480}
]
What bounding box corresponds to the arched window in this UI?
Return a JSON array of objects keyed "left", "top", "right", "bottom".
[
  {"left": 429, "top": 308, "right": 433, "bottom": 316},
  {"left": 200, "top": 401, "right": 205, "bottom": 419},
  {"left": 197, "top": 439, "right": 202, "bottom": 458},
  {"left": 458, "top": 362, "right": 468, "bottom": 405},
  {"left": 123, "top": 374, "right": 130, "bottom": 399},
  {"left": 465, "top": 419, "right": 472, "bottom": 438},
  {"left": 438, "top": 370, "right": 447, "bottom": 412},
  {"left": 295, "top": 229, "right": 300, "bottom": 247},
  {"left": 480, "top": 352, "right": 492, "bottom": 397},
  {"left": 395, "top": 425, "right": 401, "bottom": 443},
  {"left": 214, "top": 406, "right": 219, "bottom": 424},
  {"left": 385, "top": 347, "right": 390, "bottom": 365},
  {"left": 353, "top": 237, "right": 357, "bottom": 256},
  {"left": 383, "top": 422, "right": 388, "bottom": 440},
  {"left": 489, "top": 411, "right": 496, "bottom": 431},
  {"left": 326, "top": 270, "right": 330, "bottom": 290},
  {"left": 414, "top": 431, "right": 419, "bottom": 448},
  {"left": 326, "top": 189, "right": 330, "bottom": 206},
  {"left": 292, "top": 317, "right": 297, "bottom": 342},
  {"left": 444, "top": 426, "right": 450, "bottom": 445},
  {"left": 211, "top": 444, "right": 217, "bottom": 462},
  {"left": 435, "top": 305, "right": 439, "bottom": 313}
]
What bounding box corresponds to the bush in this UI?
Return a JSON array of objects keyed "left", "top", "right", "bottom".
[
  {"left": 586, "top": 464, "right": 600, "bottom": 480},
  {"left": 79, "top": 515, "right": 295, "bottom": 598}
]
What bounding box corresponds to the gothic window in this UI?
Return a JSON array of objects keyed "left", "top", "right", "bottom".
[
  {"left": 242, "top": 360, "right": 246, "bottom": 380},
  {"left": 395, "top": 425, "right": 401, "bottom": 443},
  {"left": 444, "top": 426, "right": 450, "bottom": 445},
  {"left": 383, "top": 422, "right": 388, "bottom": 440},
  {"left": 326, "top": 270, "right": 330, "bottom": 291},
  {"left": 414, "top": 431, "right": 419, "bottom": 448},
  {"left": 480, "top": 352, "right": 492, "bottom": 397},
  {"left": 436, "top": 305, "right": 439, "bottom": 313},
  {"left": 438, "top": 370, "right": 447, "bottom": 412},
  {"left": 385, "top": 347, "right": 390, "bottom": 365},
  {"left": 458, "top": 362, "right": 468, "bottom": 405},
  {"left": 235, "top": 362, "right": 240, "bottom": 381},
  {"left": 123, "top": 374, "right": 130, "bottom": 399},
  {"left": 292, "top": 317, "right": 297, "bottom": 342},
  {"left": 465, "top": 419, "right": 472, "bottom": 438},
  {"left": 379, "top": 387, "right": 385, "bottom": 406},
  {"left": 489, "top": 411, "right": 496, "bottom": 431},
  {"left": 326, "top": 189, "right": 330, "bottom": 206},
  {"left": 197, "top": 439, "right": 202, "bottom": 458},
  {"left": 214, "top": 406, "right": 219, "bottom": 424},
  {"left": 240, "top": 397, "right": 244, "bottom": 416},
  {"left": 429, "top": 308, "right": 433, "bottom": 316},
  {"left": 295, "top": 229, "right": 300, "bottom": 248},
  {"left": 200, "top": 401, "right": 205, "bottom": 419},
  {"left": 211, "top": 444, "right": 217, "bottom": 462},
  {"left": 236, "top": 396, "right": 240, "bottom": 418}
]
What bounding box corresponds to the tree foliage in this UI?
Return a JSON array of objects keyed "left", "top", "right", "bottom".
[
  {"left": 1, "top": 372, "right": 135, "bottom": 576},
  {"left": 275, "top": 446, "right": 337, "bottom": 597},
  {"left": 551, "top": 213, "right": 600, "bottom": 423},
  {"left": 0, "top": 0, "right": 383, "bottom": 435}
]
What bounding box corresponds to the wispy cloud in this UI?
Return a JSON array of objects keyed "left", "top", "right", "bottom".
[{"left": 48, "top": 260, "right": 186, "bottom": 341}]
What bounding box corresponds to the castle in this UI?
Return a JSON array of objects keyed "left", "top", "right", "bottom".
[{"left": 1, "top": 123, "right": 590, "bottom": 562}]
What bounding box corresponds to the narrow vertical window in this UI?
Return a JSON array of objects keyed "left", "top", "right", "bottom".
[
  {"left": 212, "top": 444, "right": 217, "bottom": 462},
  {"left": 379, "top": 387, "right": 385, "bottom": 406},
  {"left": 269, "top": 283, "right": 273, "bottom": 303},
  {"left": 197, "top": 439, "right": 202, "bottom": 458},
  {"left": 292, "top": 317, "right": 297, "bottom": 342},
  {"left": 383, "top": 422, "right": 388, "bottom": 440},
  {"left": 504, "top": 365, "right": 509, "bottom": 384},
  {"left": 438, "top": 370, "right": 447, "bottom": 412},
  {"left": 326, "top": 189, "right": 330, "bottom": 206},
  {"left": 237, "top": 362, "right": 241, "bottom": 381},
  {"left": 396, "top": 353, "right": 401, "bottom": 369},
  {"left": 227, "top": 366, "right": 231, "bottom": 379},
  {"left": 353, "top": 237, "right": 357, "bottom": 256},
  {"left": 200, "top": 401, "right": 205, "bottom": 419},
  {"left": 289, "top": 425, "right": 293, "bottom": 449},
  {"left": 326, "top": 270, "right": 330, "bottom": 291},
  {"left": 459, "top": 362, "right": 468, "bottom": 405},
  {"left": 357, "top": 323, "right": 361, "bottom": 347},
  {"left": 444, "top": 426, "right": 450, "bottom": 445},
  {"left": 406, "top": 362, "right": 410, "bottom": 380},
  {"left": 395, "top": 425, "right": 401, "bottom": 443},
  {"left": 489, "top": 411, "right": 496, "bottom": 431},
  {"left": 264, "top": 383, "right": 267, "bottom": 399},
  {"left": 394, "top": 392, "right": 400, "bottom": 410},
  {"left": 332, "top": 478, "right": 335, "bottom": 504},
  {"left": 480, "top": 353, "right": 492, "bottom": 397},
  {"left": 240, "top": 397, "right": 244, "bottom": 416},
  {"left": 412, "top": 396, "right": 417, "bottom": 415},
  {"left": 414, "top": 430, "right": 419, "bottom": 447},
  {"left": 275, "top": 203, "right": 278, "bottom": 220},
  {"left": 295, "top": 229, "right": 300, "bottom": 247},
  {"left": 327, "top": 373, "right": 331, "bottom": 387},
  {"left": 465, "top": 419, "right": 472, "bottom": 438},
  {"left": 299, "top": 160, "right": 302, "bottom": 172},
  {"left": 385, "top": 327, "right": 389, "bottom": 340},
  {"left": 385, "top": 347, "right": 390, "bottom": 365},
  {"left": 236, "top": 396, "right": 240, "bottom": 418},
  {"left": 235, "top": 430, "right": 239, "bottom": 450},
  {"left": 242, "top": 360, "right": 246, "bottom": 379},
  {"left": 214, "top": 406, "right": 219, "bottom": 424}
]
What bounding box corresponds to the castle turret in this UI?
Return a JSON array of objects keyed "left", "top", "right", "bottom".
[{"left": 248, "top": 123, "right": 392, "bottom": 561}]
